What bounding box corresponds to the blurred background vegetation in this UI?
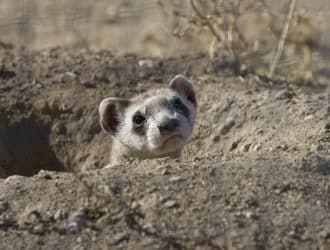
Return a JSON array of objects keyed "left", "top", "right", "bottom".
[{"left": 0, "top": 0, "right": 329, "bottom": 84}]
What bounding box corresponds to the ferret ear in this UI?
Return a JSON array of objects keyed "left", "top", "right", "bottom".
[
  {"left": 99, "top": 97, "right": 130, "bottom": 135},
  {"left": 169, "top": 75, "right": 197, "bottom": 106}
]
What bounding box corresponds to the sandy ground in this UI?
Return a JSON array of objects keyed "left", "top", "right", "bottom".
[{"left": 0, "top": 48, "right": 329, "bottom": 249}]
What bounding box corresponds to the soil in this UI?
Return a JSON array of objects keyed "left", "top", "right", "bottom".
[{"left": 0, "top": 47, "right": 329, "bottom": 249}]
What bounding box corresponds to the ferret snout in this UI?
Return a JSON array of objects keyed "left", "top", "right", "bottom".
[{"left": 157, "top": 118, "right": 180, "bottom": 135}]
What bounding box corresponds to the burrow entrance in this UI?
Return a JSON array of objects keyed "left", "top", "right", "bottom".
[{"left": 0, "top": 117, "right": 65, "bottom": 178}]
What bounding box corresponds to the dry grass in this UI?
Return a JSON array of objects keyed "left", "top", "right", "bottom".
[{"left": 268, "top": 0, "right": 297, "bottom": 78}]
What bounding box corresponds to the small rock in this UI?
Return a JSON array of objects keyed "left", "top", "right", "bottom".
[
  {"left": 54, "top": 208, "right": 68, "bottom": 221},
  {"left": 219, "top": 118, "right": 235, "bottom": 135},
  {"left": 252, "top": 144, "right": 261, "bottom": 151},
  {"left": 112, "top": 232, "right": 130, "bottom": 245},
  {"left": 5, "top": 175, "right": 25, "bottom": 183},
  {"left": 268, "top": 147, "right": 274, "bottom": 152},
  {"left": 310, "top": 143, "right": 321, "bottom": 152},
  {"left": 33, "top": 224, "right": 44, "bottom": 234},
  {"left": 138, "top": 59, "right": 154, "bottom": 68},
  {"left": 288, "top": 230, "right": 296, "bottom": 236},
  {"left": 304, "top": 115, "right": 314, "bottom": 121},
  {"left": 162, "top": 200, "right": 178, "bottom": 209},
  {"left": 169, "top": 176, "right": 183, "bottom": 182},
  {"left": 273, "top": 189, "right": 281, "bottom": 195},
  {"left": 37, "top": 170, "right": 53, "bottom": 180},
  {"left": 318, "top": 228, "right": 330, "bottom": 239},
  {"left": 61, "top": 71, "right": 78, "bottom": 83},
  {"left": 275, "top": 90, "right": 295, "bottom": 100},
  {"left": 279, "top": 144, "right": 288, "bottom": 151},
  {"left": 67, "top": 210, "right": 86, "bottom": 234},
  {"left": 245, "top": 211, "right": 258, "bottom": 220}
]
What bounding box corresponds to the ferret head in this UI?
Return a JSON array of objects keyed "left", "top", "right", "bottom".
[{"left": 99, "top": 75, "right": 197, "bottom": 158}]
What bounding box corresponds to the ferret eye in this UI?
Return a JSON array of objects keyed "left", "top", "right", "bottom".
[
  {"left": 173, "top": 99, "right": 184, "bottom": 110},
  {"left": 133, "top": 115, "right": 145, "bottom": 125}
]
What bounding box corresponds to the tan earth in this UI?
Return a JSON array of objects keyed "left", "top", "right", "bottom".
[{"left": 0, "top": 47, "right": 329, "bottom": 249}]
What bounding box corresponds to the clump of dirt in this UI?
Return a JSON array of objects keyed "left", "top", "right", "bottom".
[{"left": 0, "top": 47, "right": 329, "bottom": 249}]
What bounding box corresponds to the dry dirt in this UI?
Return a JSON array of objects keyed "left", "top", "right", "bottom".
[{"left": 0, "top": 47, "right": 329, "bottom": 250}]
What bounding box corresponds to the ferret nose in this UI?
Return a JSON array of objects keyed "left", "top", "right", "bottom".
[{"left": 158, "top": 119, "right": 179, "bottom": 135}]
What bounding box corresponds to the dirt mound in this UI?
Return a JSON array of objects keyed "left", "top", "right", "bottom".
[{"left": 0, "top": 48, "right": 329, "bottom": 249}]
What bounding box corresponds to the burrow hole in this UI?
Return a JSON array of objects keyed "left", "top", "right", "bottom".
[{"left": 0, "top": 117, "right": 65, "bottom": 178}]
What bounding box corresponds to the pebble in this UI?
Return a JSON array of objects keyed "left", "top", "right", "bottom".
[
  {"left": 33, "top": 224, "right": 45, "bottom": 234},
  {"left": 61, "top": 72, "right": 78, "bottom": 83},
  {"left": 304, "top": 115, "right": 314, "bottom": 121},
  {"left": 319, "top": 229, "right": 330, "bottom": 239},
  {"left": 54, "top": 208, "right": 68, "bottom": 221},
  {"left": 219, "top": 117, "right": 235, "bottom": 135},
  {"left": 37, "top": 170, "right": 53, "bottom": 180},
  {"left": 252, "top": 144, "right": 261, "bottom": 152},
  {"left": 275, "top": 90, "right": 295, "bottom": 100},
  {"left": 278, "top": 144, "right": 288, "bottom": 151},
  {"left": 273, "top": 189, "right": 281, "bottom": 195},
  {"left": 162, "top": 200, "right": 178, "bottom": 209},
  {"left": 245, "top": 211, "right": 258, "bottom": 220},
  {"left": 112, "top": 232, "right": 130, "bottom": 245},
  {"left": 138, "top": 59, "right": 154, "bottom": 68},
  {"left": 5, "top": 175, "right": 25, "bottom": 183},
  {"left": 169, "top": 176, "right": 183, "bottom": 182},
  {"left": 67, "top": 210, "right": 86, "bottom": 234}
]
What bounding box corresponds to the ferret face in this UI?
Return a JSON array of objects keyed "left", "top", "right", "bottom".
[
  {"left": 120, "top": 89, "right": 196, "bottom": 157},
  {"left": 99, "top": 75, "right": 197, "bottom": 159}
]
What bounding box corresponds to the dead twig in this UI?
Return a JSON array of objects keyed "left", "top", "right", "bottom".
[
  {"left": 268, "top": 0, "right": 297, "bottom": 78},
  {"left": 189, "top": 0, "right": 225, "bottom": 43}
]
